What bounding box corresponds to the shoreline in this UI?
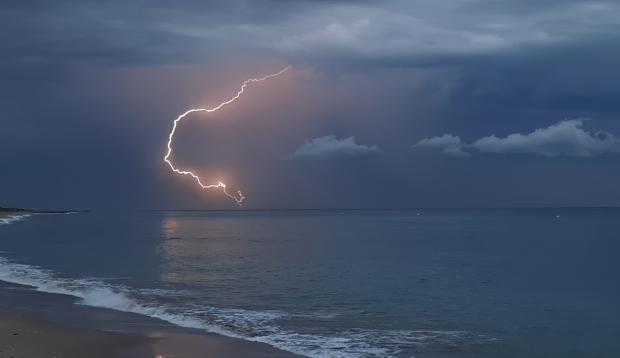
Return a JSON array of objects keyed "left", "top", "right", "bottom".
[
  {"left": 0, "top": 212, "right": 32, "bottom": 225},
  {"left": 0, "top": 280, "right": 302, "bottom": 357},
  {"left": 0, "top": 208, "right": 89, "bottom": 216},
  {"left": 0, "top": 211, "right": 302, "bottom": 357},
  {"left": 0, "top": 311, "right": 154, "bottom": 358}
]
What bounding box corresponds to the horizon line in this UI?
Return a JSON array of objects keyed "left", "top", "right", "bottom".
[{"left": 136, "top": 205, "right": 620, "bottom": 212}]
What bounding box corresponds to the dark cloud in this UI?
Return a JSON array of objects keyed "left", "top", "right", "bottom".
[{"left": 1, "top": 0, "right": 620, "bottom": 208}]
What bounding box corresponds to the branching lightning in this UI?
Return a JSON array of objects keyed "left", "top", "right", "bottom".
[{"left": 164, "top": 66, "right": 291, "bottom": 205}]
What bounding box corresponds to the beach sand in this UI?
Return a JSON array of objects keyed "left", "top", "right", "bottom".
[
  {"left": 0, "top": 312, "right": 153, "bottom": 358},
  {"left": 0, "top": 313, "right": 301, "bottom": 358},
  {"left": 0, "top": 212, "right": 14, "bottom": 219},
  {"left": 0, "top": 282, "right": 301, "bottom": 358}
]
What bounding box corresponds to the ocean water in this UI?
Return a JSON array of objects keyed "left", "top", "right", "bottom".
[{"left": 0, "top": 209, "right": 619, "bottom": 357}]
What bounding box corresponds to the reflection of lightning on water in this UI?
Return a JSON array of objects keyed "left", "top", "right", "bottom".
[{"left": 164, "top": 66, "right": 291, "bottom": 205}]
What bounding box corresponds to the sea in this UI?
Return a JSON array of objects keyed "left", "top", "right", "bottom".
[{"left": 0, "top": 209, "right": 619, "bottom": 357}]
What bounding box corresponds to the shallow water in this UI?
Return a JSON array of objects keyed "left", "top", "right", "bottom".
[{"left": 1, "top": 209, "right": 619, "bottom": 357}]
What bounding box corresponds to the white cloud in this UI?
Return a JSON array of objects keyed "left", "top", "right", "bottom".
[
  {"left": 471, "top": 120, "right": 620, "bottom": 157},
  {"left": 414, "top": 119, "right": 620, "bottom": 157},
  {"left": 414, "top": 134, "right": 469, "bottom": 156},
  {"left": 292, "top": 135, "right": 379, "bottom": 159}
]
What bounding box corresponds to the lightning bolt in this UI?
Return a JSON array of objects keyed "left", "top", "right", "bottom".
[{"left": 164, "top": 66, "right": 291, "bottom": 206}]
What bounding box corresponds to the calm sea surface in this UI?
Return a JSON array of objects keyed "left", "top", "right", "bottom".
[{"left": 1, "top": 209, "right": 619, "bottom": 357}]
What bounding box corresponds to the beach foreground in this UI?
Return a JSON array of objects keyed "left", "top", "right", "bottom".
[
  {"left": 0, "top": 312, "right": 152, "bottom": 358},
  {"left": 0, "top": 281, "right": 300, "bottom": 358}
]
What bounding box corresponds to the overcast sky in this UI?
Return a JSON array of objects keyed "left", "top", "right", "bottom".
[{"left": 2, "top": 0, "right": 620, "bottom": 209}]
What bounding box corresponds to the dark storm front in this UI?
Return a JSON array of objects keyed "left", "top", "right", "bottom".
[{"left": 0, "top": 209, "right": 618, "bottom": 357}]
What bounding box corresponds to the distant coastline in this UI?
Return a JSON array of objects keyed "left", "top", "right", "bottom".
[{"left": 0, "top": 207, "right": 89, "bottom": 214}]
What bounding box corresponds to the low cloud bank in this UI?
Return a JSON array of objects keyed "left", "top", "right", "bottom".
[
  {"left": 414, "top": 119, "right": 620, "bottom": 157},
  {"left": 292, "top": 135, "right": 379, "bottom": 159}
]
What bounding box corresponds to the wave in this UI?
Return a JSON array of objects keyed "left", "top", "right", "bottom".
[
  {"left": 0, "top": 256, "right": 236, "bottom": 333},
  {"left": 0, "top": 256, "right": 455, "bottom": 357},
  {"left": 0, "top": 256, "right": 379, "bottom": 357}
]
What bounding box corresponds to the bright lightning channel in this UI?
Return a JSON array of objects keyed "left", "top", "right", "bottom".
[{"left": 164, "top": 66, "right": 291, "bottom": 206}]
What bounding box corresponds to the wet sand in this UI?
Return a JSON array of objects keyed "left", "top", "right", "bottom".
[
  {"left": 0, "top": 212, "right": 17, "bottom": 219},
  {"left": 0, "top": 312, "right": 153, "bottom": 358},
  {"left": 0, "top": 281, "right": 301, "bottom": 358}
]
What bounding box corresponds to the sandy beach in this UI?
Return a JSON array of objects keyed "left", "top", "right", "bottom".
[
  {"left": 0, "top": 312, "right": 301, "bottom": 358},
  {"left": 0, "top": 312, "right": 153, "bottom": 358},
  {"left": 0, "top": 281, "right": 300, "bottom": 358}
]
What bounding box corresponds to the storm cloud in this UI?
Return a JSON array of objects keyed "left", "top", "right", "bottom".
[{"left": 2, "top": 0, "right": 620, "bottom": 208}]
